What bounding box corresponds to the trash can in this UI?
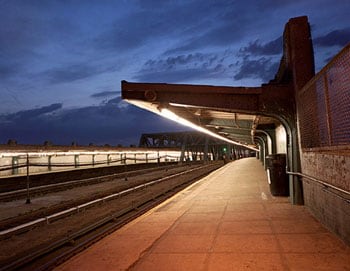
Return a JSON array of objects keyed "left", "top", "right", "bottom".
[{"left": 265, "top": 154, "right": 289, "bottom": 196}]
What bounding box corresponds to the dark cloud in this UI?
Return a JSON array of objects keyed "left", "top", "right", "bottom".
[
  {"left": 134, "top": 67, "right": 226, "bottom": 83},
  {"left": 233, "top": 36, "right": 282, "bottom": 82},
  {"left": 0, "top": 15, "right": 41, "bottom": 78},
  {"left": 2, "top": 103, "right": 63, "bottom": 122},
  {"left": 314, "top": 28, "right": 350, "bottom": 47},
  {"left": 135, "top": 0, "right": 171, "bottom": 9},
  {"left": 167, "top": 23, "right": 246, "bottom": 54},
  {"left": 254, "top": 0, "right": 305, "bottom": 9},
  {"left": 239, "top": 36, "right": 282, "bottom": 56},
  {"left": 0, "top": 99, "right": 185, "bottom": 146},
  {"left": 0, "top": 2, "right": 82, "bottom": 80},
  {"left": 94, "top": 8, "right": 179, "bottom": 52},
  {"left": 0, "top": 63, "right": 18, "bottom": 78},
  {"left": 43, "top": 63, "right": 116, "bottom": 84},
  {"left": 234, "top": 56, "right": 279, "bottom": 82},
  {"left": 90, "top": 91, "right": 119, "bottom": 98},
  {"left": 94, "top": 1, "right": 253, "bottom": 54},
  {"left": 135, "top": 52, "right": 231, "bottom": 83},
  {"left": 162, "top": 0, "right": 304, "bottom": 55},
  {"left": 144, "top": 53, "right": 222, "bottom": 70},
  {"left": 164, "top": 7, "right": 251, "bottom": 54}
]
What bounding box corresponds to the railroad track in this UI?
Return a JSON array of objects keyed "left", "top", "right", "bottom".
[
  {"left": 0, "top": 161, "right": 223, "bottom": 271},
  {"left": 0, "top": 163, "right": 190, "bottom": 202},
  {"left": 0, "top": 162, "right": 208, "bottom": 230}
]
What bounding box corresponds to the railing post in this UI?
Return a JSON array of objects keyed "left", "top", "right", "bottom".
[
  {"left": 25, "top": 153, "right": 31, "bottom": 204},
  {"left": 48, "top": 155, "right": 52, "bottom": 171},
  {"left": 12, "top": 157, "right": 19, "bottom": 175},
  {"left": 74, "top": 155, "right": 79, "bottom": 168}
]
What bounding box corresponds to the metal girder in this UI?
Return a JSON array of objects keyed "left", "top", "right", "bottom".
[
  {"left": 122, "top": 81, "right": 293, "bottom": 119},
  {"left": 139, "top": 131, "right": 222, "bottom": 148},
  {"left": 138, "top": 131, "right": 251, "bottom": 162}
]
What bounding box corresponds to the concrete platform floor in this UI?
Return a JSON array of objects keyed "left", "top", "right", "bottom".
[{"left": 55, "top": 158, "right": 350, "bottom": 271}]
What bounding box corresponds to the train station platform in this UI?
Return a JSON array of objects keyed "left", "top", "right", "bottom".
[{"left": 56, "top": 158, "right": 350, "bottom": 271}]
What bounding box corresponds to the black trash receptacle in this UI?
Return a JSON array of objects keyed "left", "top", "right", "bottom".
[{"left": 265, "top": 154, "right": 289, "bottom": 196}]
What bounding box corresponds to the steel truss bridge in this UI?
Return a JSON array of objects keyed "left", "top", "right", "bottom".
[{"left": 139, "top": 131, "right": 255, "bottom": 161}]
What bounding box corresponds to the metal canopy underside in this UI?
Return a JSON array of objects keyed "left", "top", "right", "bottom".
[{"left": 121, "top": 81, "right": 284, "bottom": 151}]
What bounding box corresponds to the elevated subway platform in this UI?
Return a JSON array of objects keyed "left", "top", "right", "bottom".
[{"left": 56, "top": 158, "right": 350, "bottom": 271}]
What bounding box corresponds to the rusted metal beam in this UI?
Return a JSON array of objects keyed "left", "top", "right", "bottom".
[
  {"left": 122, "top": 81, "right": 262, "bottom": 113},
  {"left": 122, "top": 81, "right": 293, "bottom": 118}
]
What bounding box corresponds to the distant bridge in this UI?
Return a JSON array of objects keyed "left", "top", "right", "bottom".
[{"left": 139, "top": 131, "right": 254, "bottom": 161}]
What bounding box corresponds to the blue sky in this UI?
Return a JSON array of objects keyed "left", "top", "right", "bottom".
[{"left": 0, "top": 0, "right": 349, "bottom": 146}]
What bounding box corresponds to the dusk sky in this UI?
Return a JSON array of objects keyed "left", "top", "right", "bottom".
[{"left": 1, "top": 0, "right": 349, "bottom": 146}]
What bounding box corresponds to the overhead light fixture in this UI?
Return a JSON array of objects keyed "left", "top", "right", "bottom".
[
  {"left": 159, "top": 108, "right": 258, "bottom": 151},
  {"left": 123, "top": 99, "right": 258, "bottom": 151}
]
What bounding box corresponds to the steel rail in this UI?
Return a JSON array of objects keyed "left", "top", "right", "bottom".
[
  {"left": 0, "top": 163, "right": 180, "bottom": 201},
  {"left": 0, "top": 163, "right": 215, "bottom": 238}
]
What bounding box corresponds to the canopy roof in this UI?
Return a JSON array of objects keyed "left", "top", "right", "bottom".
[{"left": 121, "top": 81, "right": 283, "bottom": 151}]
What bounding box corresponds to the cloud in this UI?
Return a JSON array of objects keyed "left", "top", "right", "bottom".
[
  {"left": 0, "top": 2, "right": 82, "bottom": 80},
  {"left": 167, "top": 23, "right": 246, "bottom": 54},
  {"left": 233, "top": 56, "right": 279, "bottom": 82},
  {"left": 44, "top": 64, "right": 95, "bottom": 84},
  {"left": 253, "top": 0, "right": 305, "bottom": 9},
  {"left": 43, "top": 62, "right": 116, "bottom": 84},
  {"left": 0, "top": 63, "right": 18, "bottom": 78},
  {"left": 0, "top": 16, "right": 41, "bottom": 78},
  {"left": 2, "top": 103, "right": 63, "bottom": 122},
  {"left": 0, "top": 99, "right": 186, "bottom": 146},
  {"left": 135, "top": 52, "right": 232, "bottom": 83},
  {"left": 314, "top": 28, "right": 350, "bottom": 47},
  {"left": 1, "top": 0, "right": 348, "bottom": 119},
  {"left": 231, "top": 36, "right": 282, "bottom": 82},
  {"left": 90, "top": 91, "right": 119, "bottom": 98},
  {"left": 94, "top": 1, "right": 257, "bottom": 54},
  {"left": 164, "top": 7, "right": 253, "bottom": 54},
  {"left": 134, "top": 68, "right": 225, "bottom": 83},
  {"left": 161, "top": 0, "right": 301, "bottom": 55},
  {"left": 94, "top": 7, "right": 180, "bottom": 52},
  {"left": 142, "top": 53, "right": 223, "bottom": 72},
  {"left": 239, "top": 36, "right": 282, "bottom": 56}
]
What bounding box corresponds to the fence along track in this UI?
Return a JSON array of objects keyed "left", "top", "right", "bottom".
[{"left": 0, "top": 150, "right": 183, "bottom": 178}]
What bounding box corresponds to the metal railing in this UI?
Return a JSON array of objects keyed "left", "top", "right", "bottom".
[
  {"left": 287, "top": 171, "right": 350, "bottom": 203},
  {"left": 0, "top": 150, "right": 186, "bottom": 177}
]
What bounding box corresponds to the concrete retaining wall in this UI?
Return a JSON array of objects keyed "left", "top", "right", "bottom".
[{"left": 301, "top": 151, "right": 350, "bottom": 245}]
